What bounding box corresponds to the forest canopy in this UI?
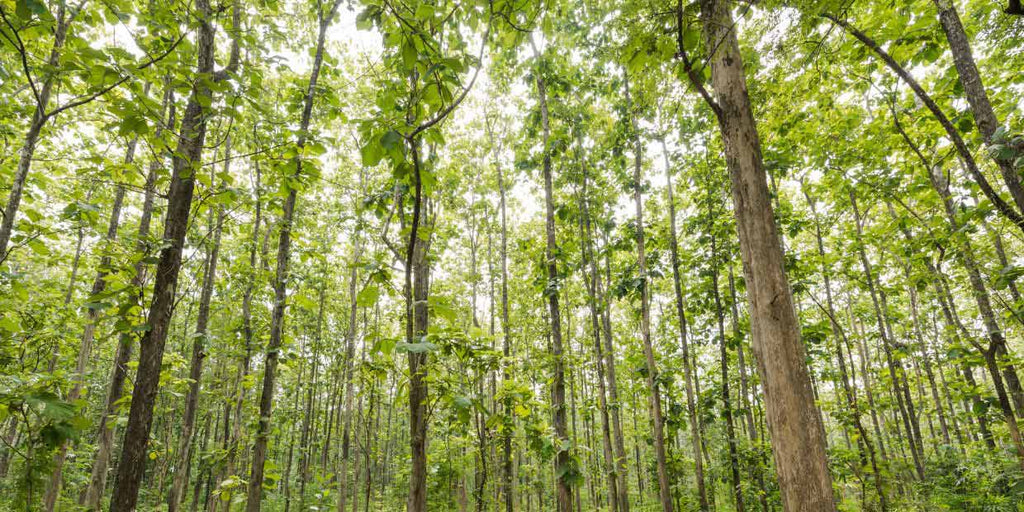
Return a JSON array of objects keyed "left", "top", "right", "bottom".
[{"left": 1, "top": 0, "right": 1024, "bottom": 511}]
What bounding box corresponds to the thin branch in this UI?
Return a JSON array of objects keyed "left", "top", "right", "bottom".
[
  {"left": 45, "top": 30, "right": 186, "bottom": 119},
  {"left": 408, "top": 8, "right": 493, "bottom": 140},
  {"left": 0, "top": 6, "right": 42, "bottom": 109}
]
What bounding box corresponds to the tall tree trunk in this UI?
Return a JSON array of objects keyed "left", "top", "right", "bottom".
[
  {"left": 81, "top": 85, "right": 174, "bottom": 510},
  {"left": 599, "top": 230, "right": 630, "bottom": 512},
  {"left": 827, "top": 14, "right": 1024, "bottom": 234},
  {"left": 44, "top": 129, "right": 138, "bottom": 511},
  {"left": 247, "top": 3, "right": 338, "bottom": 507},
  {"left": 298, "top": 280, "right": 327, "bottom": 512},
  {"left": 623, "top": 73, "right": 673, "bottom": 512},
  {"left": 849, "top": 191, "right": 926, "bottom": 480},
  {"left": 0, "top": 5, "right": 71, "bottom": 258},
  {"left": 933, "top": 0, "right": 1024, "bottom": 212},
  {"left": 487, "top": 116, "right": 516, "bottom": 512},
  {"left": 690, "top": 1, "right": 837, "bottom": 509},
  {"left": 708, "top": 207, "right": 745, "bottom": 512},
  {"left": 109, "top": 1, "right": 238, "bottom": 507},
  {"left": 579, "top": 153, "right": 619, "bottom": 512},
  {"left": 337, "top": 174, "right": 363, "bottom": 512},
  {"left": 531, "top": 43, "right": 572, "bottom": 512},
  {"left": 660, "top": 139, "right": 708, "bottom": 511},
  {"left": 169, "top": 146, "right": 229, "bottom": 512}
]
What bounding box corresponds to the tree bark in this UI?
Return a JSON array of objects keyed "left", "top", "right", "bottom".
[
  {"left": 579, "top": 151, "right": 619, "bottom": 512},
  {"left": 695, "top": 1, "right": 837, "bottom": 509},
  {"left": 109, "top": 1, "right": 237, "bottom": 506},
  {"left": 623, "top": 73, "right": 673, "bottom": 512},
  {"left": 528, "top": 42, "right": 573, "bottom": 512},
  {"left": 827, "top": 14, "right": 1024, "bottom": 234},
  {"left": 660, "top": 139, "right": 708, "bottom": 511},
  {"left": 169, "top": 144, "right": 229, "bottom": 512},
  {"left": 0, "top": 4, "right": 71, "bottom": 258},
  {"left": 247, "top": 3, "right": 338, "bottom": 508},
  {"left": 933, "top": 0, "right": 1024, "bottom": 213},
  {"left": 80, "top": 84, "right": 173, "bottom": 510},
  {"left": 44, "top": 128, "right": 138, "bottom": 510}
]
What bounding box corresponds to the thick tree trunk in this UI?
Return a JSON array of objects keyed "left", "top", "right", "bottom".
[
  {"left": 81, "top": 86, "right": 172, "bottom": 510},
  {"left": 697, "top": 1, "right": 836, "bottom": 509}
]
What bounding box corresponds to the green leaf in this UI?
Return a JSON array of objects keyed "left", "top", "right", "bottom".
[
  {"left": 380, "top": 130, "right": 402, "bottom": 151},
  {"left": 396, "top": 341, "right": 437, "bottom": 354},
  {"left": 402, "top": 39, "right": 417, "bottom": 70},
  {"left": 356, "top": 285, "right": 379, "bottom": 307}
]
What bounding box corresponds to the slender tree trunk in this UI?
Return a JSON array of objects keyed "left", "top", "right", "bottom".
[
  {"left": 849, "top": 191, "right": 926, "bottom": 480},
  {"left": 933, "top": 0, "right": 1024, "bottom": 212},
  {"left": 623, "top": 73, "right": 672, "bottom": 512},
  {"left": 169, "top": 150, "right": 229, "bottom": 512},
  {"left": 659, "top": 139, "right": 709, "bottom": 511},
  {"left": 0, "top": 6, "right": 71, "bottom": 258},
  {"left": 44, "top": 130, "right": 138, "bottom": 511},
  {"left": 247, "top": 4, "right": 338, "bottom": 507},
  {"left": 579, "top": 155, "right": 619, "bottom": 512},
  {"left": 224, "top": 152, "right": 263, "bottom": 489},
  {"left": 338, "top": 173, "right": 364, "bottom": 512},
  {"left": 488, "top": 117, "right": 516, "bottom": 512},
  {"left": 532, "top": 43, "right": 573, "bottom": 512},
  {"left": 599, "top": 232, "right": 630, "bottom": 512},
  {"left": 709, "top": 227, "right": 745, "bottom": 512}
]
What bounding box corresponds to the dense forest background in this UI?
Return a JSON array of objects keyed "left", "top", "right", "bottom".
[{"left": 2, "top": 0, "right": 1024, "bottom": 510}]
